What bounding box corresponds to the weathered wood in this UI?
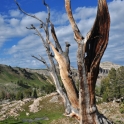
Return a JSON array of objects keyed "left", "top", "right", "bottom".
[
  {"left": 43, "top": 1, "right": 79, "bottom": 113},
  {"left": 15, "top": 0, "right": 80, "bottom": 117},
  {"left": 65, "top": 0, "right": 112, "bottom": 123},
  {"left": 34, "top": 27, "right": 74, "bottom": 116},
  {"left": 85, "top": 0, "right": 110, "bottom": 117},
  {"left": 32, "top": 55, "right": 50, "bottom": 70},
  {"left": 15, "top": 0, "right": 114, "bottom": 123},
  {"left": 50, "top": 22, "right": 63, "bottom": 53},
  {"left": 49, "top": 41, "right": 79, "bottom": 109},
  {"left": 65, "top": 0, "right": 84, "bottom": 42}
]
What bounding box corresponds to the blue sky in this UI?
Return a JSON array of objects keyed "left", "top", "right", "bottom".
[{"left": 0, "top": 0, "right": 124, "bottom": 69}]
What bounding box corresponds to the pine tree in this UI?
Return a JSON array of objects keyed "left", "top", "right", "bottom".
[{"left": 33, "top": 89, "right": 37, "bottom": 98}]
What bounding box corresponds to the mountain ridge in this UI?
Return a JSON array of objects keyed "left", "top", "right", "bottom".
[{"left": 100, "top": 61, "right": 121, "bottom": 70}]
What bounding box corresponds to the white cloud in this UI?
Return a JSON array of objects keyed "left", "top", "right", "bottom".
[
  {"left": 0, "top": 15, "right": 4, "bottom": 24},
  {"left": 51, "top": 11, "right": 68, "bottom": 25},
  {"left": 0, "top": 11, "right": 48, "bottom": 43},
  {"left": 20, "top": 11, "right": 47, "bottom": 27},
  {"left": 9, "top": 10, "right": 23, "bottom": 17},
  {"left": 102, "top": 0, "right": 124, "bottom": 65},
  {"left": 74, "top": 7, "right": 96, "bottom": 20},
  {"left": 10, "top": 18, "right": 20, "bottom": 26},
  {"left": 8, "top": 35, "right": 46, "bottom": 55}
]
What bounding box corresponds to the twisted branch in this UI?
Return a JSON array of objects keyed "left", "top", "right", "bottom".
[{"left": 32, "top": 55, "right": 50, "bottom": 70}]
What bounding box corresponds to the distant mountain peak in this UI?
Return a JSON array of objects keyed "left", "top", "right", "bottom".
[{"left": 100, "top": 61, "right": 121, "bottom": 70}]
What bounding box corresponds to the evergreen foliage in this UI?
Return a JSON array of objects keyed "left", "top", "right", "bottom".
[
  {"left": 119, "top": 103, "right": 124, "bottom": 114},
  {"left": 16, "top": 91, "right": 24, "bottom": 100},
  {"left": 41, "top": 84, "right": 56, "bottom": 94},
  {"left": 33, "top": 89, "right": 37, "bottom": 98},
  {"left": 0, "top": 91, "right": 6, "bottom": 100},
  {"left": 100, "top": 66, "right": 124, "bottom": 101}
]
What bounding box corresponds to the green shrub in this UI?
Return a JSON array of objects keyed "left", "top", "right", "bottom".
[
  {"left": 33, "top": 88, "right": 37, "bottom": 98},
  {"left": 41, "top": 84, "right": 56, "bottom": 94},
  {"left": 16, "top": 91, "right": 24, "bottom": 100},
  {"left": 102, "top": 92, "right": 108, "bottom": 102},
  {"left": 119, "top": 103, "right": 124, "bottom": 114}
]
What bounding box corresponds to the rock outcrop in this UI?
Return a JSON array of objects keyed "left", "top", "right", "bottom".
[{"left": 100, "top": 61, "right": 121, "bottom": 70}]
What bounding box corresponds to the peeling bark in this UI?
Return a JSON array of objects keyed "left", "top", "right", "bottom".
[
  {"left": 49, "top": 42, "right": 79, "bottom": 109},
  {"left": 65, "top": 0, "right": 112, "bottom": 123}
]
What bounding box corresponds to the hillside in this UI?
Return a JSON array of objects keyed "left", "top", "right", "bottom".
[
  {"left": 0, "top": 64, "right": 50, "bottom": 84},
  {"left": 0, "top": 64, "right": 54, "bottom": 100},
  {"left": 0, "top": 61, "right": 122, "bottom": 95}
]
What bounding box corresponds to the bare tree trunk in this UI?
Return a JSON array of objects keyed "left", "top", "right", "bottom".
[{"left": 65, "top": 0, "right": 113, "bottom": 123}]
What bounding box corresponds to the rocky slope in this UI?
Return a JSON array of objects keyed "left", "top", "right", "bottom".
[{"left": 0, "top": 93, "right": 123, "bottom": 124}]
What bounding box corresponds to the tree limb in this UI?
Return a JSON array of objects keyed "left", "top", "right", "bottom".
[
  {"left": 32, "top": 55, "right": 50, "bottom": 70},
  {"left": 50, "top": 22, "right": 63, "bottom": 53},
  {"left": 65, "top": 0, "right": 84, "bottom": 42},
  {"left": 14, "top": 0, "right": 46, "bottom": 27},
  {"left": 30, "top": 24, "right": 49, "bottom": 50},
  {"left": 42, "top": 0, "right": 50, "bottom": 21},
  {"left": 65, "top": 42, "right": 70, "bottom": 55},
  {"left": 49, "top": 41, "right": 79, "bottom": 109},
  {"left": 42, "top": 0, "right": 50, "bottom": 41}
]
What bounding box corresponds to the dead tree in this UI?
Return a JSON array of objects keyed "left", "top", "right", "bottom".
[{"left": 15, "top": 0, "right": 113, "bottom": 123}]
